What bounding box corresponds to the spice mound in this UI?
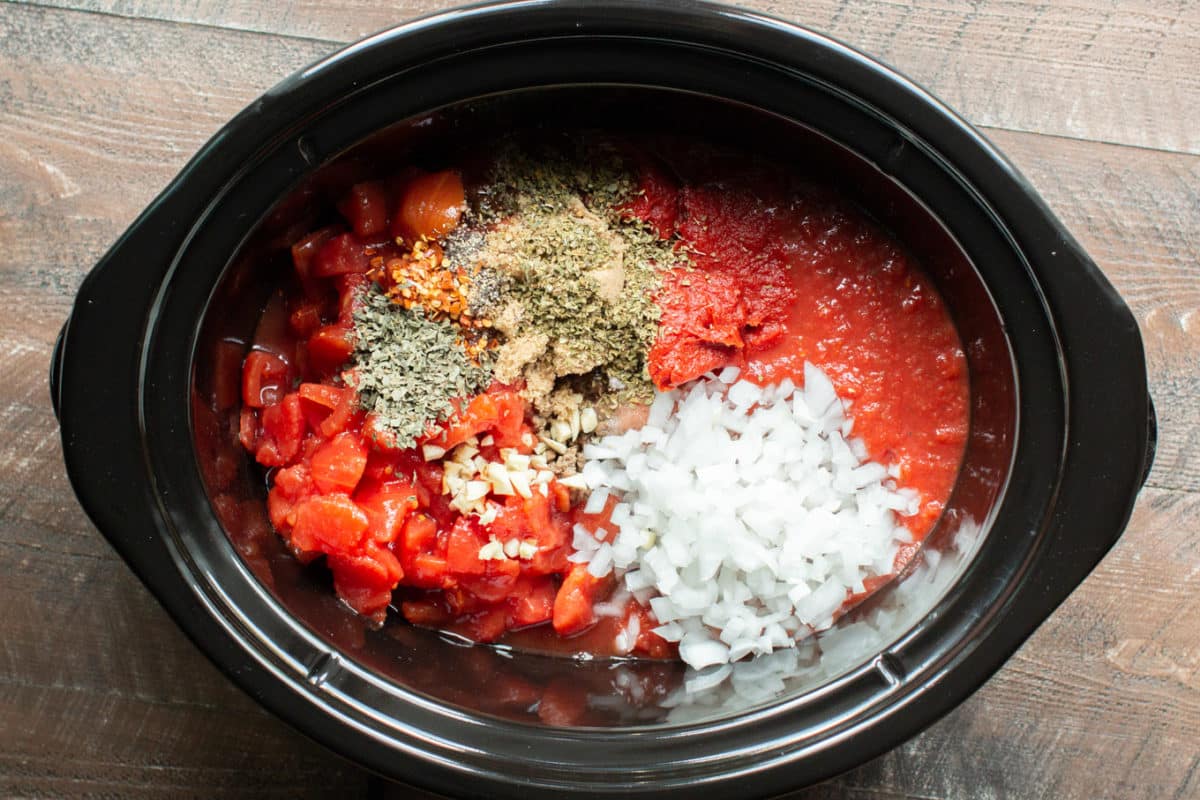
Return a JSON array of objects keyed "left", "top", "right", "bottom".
[{"left": 353, "top": 289, "right": 493, "bottom": 449}]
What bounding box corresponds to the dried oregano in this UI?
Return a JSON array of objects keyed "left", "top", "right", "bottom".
[
  {"left": 352, "top": 287, "right": 493, "bottom": 448},
  {"left": 472, "top": 142, "right": 684, "bottom": 401}
]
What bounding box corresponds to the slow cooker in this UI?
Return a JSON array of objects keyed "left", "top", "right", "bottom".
[{"left": 51, "top": 2, "right": 1155, "bottom": 796}]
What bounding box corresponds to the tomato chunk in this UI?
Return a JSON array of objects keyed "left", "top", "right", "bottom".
[
  {"left": 256, "top": 394, "right": 305, "bottom": 467},
  {"left": 553, "top": 563, "right": 609, "bottom": 636},
  {"left": 510, "top": 576, "right": 557, "bottom": 628},
  {"left": 392, "top": 170, "right": 464, "bottom": 242},
  {"left": 446, "top": 517, "right": 488, "bottom": 576},
  {"left": 238, "top": 407, "right": 259, "bottom": 452},
  {"left": 399, "top": 514, "right": 448, "bottom": 588},
  {"left": 310, "top": 431, "right": 369, "bottom": 495},
  {"left": 460, "top": 606, "right": 508, "bottom": 643},
  {"left": 313, "top": 232, "right": 371, "bottom": 277},
  {"left": 402, "top": 598, "right": 452, "bottom": 627},
  {"left": 292, "top": 226, "right": 340, "bottom": 280},
  {"left": 267, "top": 463, "right": 314, "bottom": 531},
  {"left": 329, "top": 545, "right": 403, "bottom": 620},
  {"left": 292, "top": 494, "right": 369, "bottom": 554},
  {"left": 337, "top": 180, "right": 390, "bottom": 239},
  {"left": 298, "top": 382, "right": 356, "bottom": 437},
  {"left": 355, "top": 480, "right": 418, "bottom": 544},
  {"left": 242, "top": 350, "right": 291, "bottom": 409},
  {"left": 434, "top": 388, "right": 529, "bottom": 450},
  {"left": 288, "top": 302, "right": 323, "bottom": 339},
  {"left": 306, "top": 324, "right": 355, "bottom": 375}
]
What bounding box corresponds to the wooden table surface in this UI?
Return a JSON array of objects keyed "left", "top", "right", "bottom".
[{"left": 2, "top": 1, "right": 1197, "bottom": 798}]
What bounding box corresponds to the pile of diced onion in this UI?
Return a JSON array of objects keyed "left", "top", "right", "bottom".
[{"left": 573, "top": 363, "right": 919, "bottom": 672}]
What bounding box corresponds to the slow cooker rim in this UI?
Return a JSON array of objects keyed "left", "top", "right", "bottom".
[{"left": 150, "top": 51, "right": 1051, "bottom": 797}]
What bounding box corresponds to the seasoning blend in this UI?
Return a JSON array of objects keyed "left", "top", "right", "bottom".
[{"left": 356, "top": 142, "right": 686, "bottom": 466}]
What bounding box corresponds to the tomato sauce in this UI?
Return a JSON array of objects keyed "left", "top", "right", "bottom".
[{"left": 642, "top": 160, "right": 968, "bottom": 544}]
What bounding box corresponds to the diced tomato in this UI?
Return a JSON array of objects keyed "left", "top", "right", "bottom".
[
  {"left": 288, "top": 302, "right": 324, "bottom": 339},
  {"left": 291, "top": 494, "right": 369, "bottom": 554},
  {"left": 328, "top": 550, "right": 398, "bottom": 619},
  {"left": 522, "top": 492, "right": 564, "bottom": 549},
  {"left": 491, "top": 390, "right": 530, "bottom": 449},
  {"left": 537, "top": 679, "right": 589, "bottom": 726},
  {"left": 337, "top": 181, "right": 390, "bottom": 240},
  {"left": 402, "top": 598, "right": 452, "bottom": 627},
  {"left": 437, "top": 393, "right": 498, "bottom": 449},
  {"left": 238, "top": 406, "right": 259, "bottom": 451},
  {"left": 413, "top": 460, "right": 444, "bottom": 497},
  {"left": 250, "top": 292, "right": 296, "bottom": 365},
  {"left": 509, "top": 576, "right": 556, "bottom": 628},
  {"left": 360, "top": 414, "right": 403, "bottom": 453},
  {"left": 359, "top": 448, "right": 405, "bottom": 487},
  {"left": 446, "top": 517, "right": 489, "bottom": 576},
  {"left": 292, "top": 226, "right": 341, "bottom": 295},
  {"left": 298, "top": 382, "right": 356, "bottom": 437},
  {"left": 242, "top": 350, "right": 291, "bottom": 409},
  {"left": 486, "top": 498, "right": 529, "bottom": 545},
  {"left": 371, "top": 544, "right": 405, "bottom": 583},
  {"left": 401, "top": 513, "right": 439, "bottom": 554},
  {"left": 553, "top": 563, "right": 609, "bottom": 636},
  {"left": 267, "top": 463, "right": 314, "bottom": 531},
  {"left": 461, "top": 559, "right": 521, "bottom": 603},
  {"left": 629, "top": 602, "right": 674, "bottom": 659},
  {"left": 400, "top": 514, "right": 448, "bottom": 588},
  {"left": 335, "top": 273, "right": 370, "bottom": 327},
  {"left": 408, "top": 553, "right": 450, "bottom": 589},
  {"left": 306, "top": 324, "right": 355, "bottom": 375},
  {"left": 432, "top": 388, "right": 530, "bottom": 451},
  {"left": 527, "top": 541, "right": 569, "bottom": 576},
  {"left": 313, "top": 232, "right": 371, "bottom": 277},
  {"left": 392, "top": 170, "right": 464, "bottom": 243},
  {"left": 355, "top": 480, "right": 418, "bottom": 544},
  {"left": 460, "top": 606, "right": 508, "bottom": 643},
  {"left": 256, "top": 394, "right": 305, "bottom": 467},
  {"left": 311, "top": 431, "right": 369, "bottom": 495},
  {"left": 551, "top": 482, "right": 572, "bottom": 514}
]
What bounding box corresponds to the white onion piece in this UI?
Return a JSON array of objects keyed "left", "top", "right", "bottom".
[{"left": 574, "top": 364, "right": 917, "bottom": 673}]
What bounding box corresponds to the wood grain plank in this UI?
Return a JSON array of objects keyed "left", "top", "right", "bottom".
[
  {"left": 987, "top": 129, "right": 1200, "bottom": 493},
  {"left": 821, "top": 487, "right": 1200, "bottom": 800},
  {"left": 10, "top": 0, "right": 1200, "bottom": 155},
  {"left": 1, "top": 692, "right": 370, "bottom": 799}
]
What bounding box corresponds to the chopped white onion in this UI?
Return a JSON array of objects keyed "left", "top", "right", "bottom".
[{"left": 572, "top": 363, "right": 917, "bottom": 672}]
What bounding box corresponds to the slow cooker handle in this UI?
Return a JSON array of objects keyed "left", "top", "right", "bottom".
[
  {"left": 1141, "top": 394, "right": 1157, "bottom": 488},
  {"left": 50, "top": 320, "right": 67, "bottom": 420}
]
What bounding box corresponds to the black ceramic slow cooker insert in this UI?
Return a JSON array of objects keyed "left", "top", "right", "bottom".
[{"left": 52, "top": 2, "right": 1155, "bottom": 797}]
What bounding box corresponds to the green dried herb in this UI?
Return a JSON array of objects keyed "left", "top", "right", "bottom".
[
  {"left": 476, "top": 142, "right": 684, "bottom": 400},
  {"left": 352, "top": 287, "right": 493, "bottom": 448}
]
